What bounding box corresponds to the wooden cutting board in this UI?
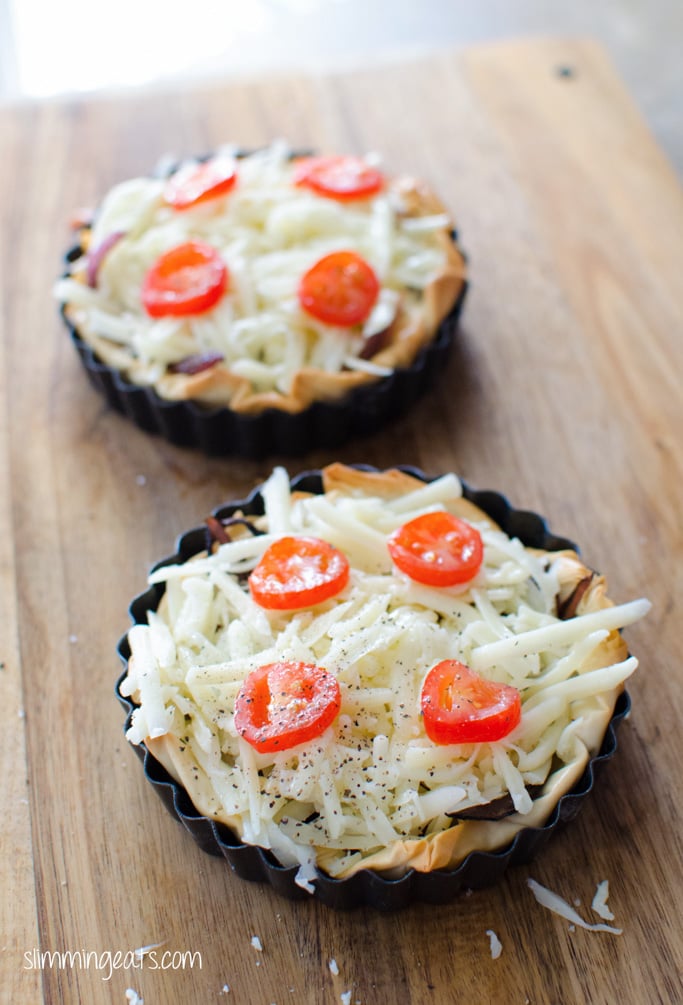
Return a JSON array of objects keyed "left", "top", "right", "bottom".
[{"left": 2, "top": 37, "right": 682, "bottom": 1004}]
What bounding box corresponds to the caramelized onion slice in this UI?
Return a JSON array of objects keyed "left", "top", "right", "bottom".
[{"left": 169, "top": 351, "right": 225, "bottom": 375}]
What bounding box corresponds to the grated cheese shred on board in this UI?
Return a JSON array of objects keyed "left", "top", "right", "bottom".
[
  {"left": 121, "top": 466, "right": 650, "bottom": 881},
  {"left": 486, "top": 930, "right": 503, "bottom": 959},
  {"left": 591, "top": 879, "right": 615, "bottom": 921},
  {"left": 527, "top": 878, "right": 622, "bottom": 934}
]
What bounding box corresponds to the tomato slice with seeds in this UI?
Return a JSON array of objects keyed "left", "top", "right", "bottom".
[
  {"left": 234, "top": 661, "right": 342, "bottom": 754},
  {"left": 387, "top": 511, "right": 483, "bottom": 587},
  {"left": 141, "top": 241, "right": 228, "bottom": 318},
  {"left": 249, "top": 536, "right": 350, "bottom": 610},
  {"left": 298, "top": 251, "right": 380, "bottom": 327},
  {"left": 421, "top": 660, "right": 521, "bottom": 745},
  {"left": 163, "top": 156, "right": 237, "bottom": 210},
  {"left": 293, "top": 155, "right": 384, "bottom": 200}
]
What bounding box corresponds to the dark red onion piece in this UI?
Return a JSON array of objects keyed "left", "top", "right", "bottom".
[
  {"left": 204, "top": 515, "right": 264, "bottom": 553},
  {"left": 205, "top": 516, "right": 231, "bottom": 546},
  {"left": 86, "top": 231, "right": 125, "bottom": 287},
  {"left": 448, "top": 785, "right": 544, "bottom": 820},
  {"left": 558, "top": 575, "right": 594, "bottom": 620},
  {"left": 359, "top": 326, "right": 391, "bottom": 360},
  {"left": 169, "top": 351, "right": 225, "bottom": 375}
]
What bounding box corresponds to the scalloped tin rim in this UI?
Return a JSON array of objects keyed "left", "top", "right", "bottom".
[
  {"left": 61, "top": 289, "right": 466, "bottom": 458},
  {"left": 116, "top": 465, "right": 632, "bottom": 910}
]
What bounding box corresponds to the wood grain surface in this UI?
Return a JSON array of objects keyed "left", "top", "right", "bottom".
[{"left": 2, "top": 37, "right": 682, "bottom": 1005}]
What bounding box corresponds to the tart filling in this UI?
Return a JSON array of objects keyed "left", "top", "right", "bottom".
[
  {"left": 56, "top": 144, "right": 466, "bottom": 415},
  {"left": 120, "top": 465, "right": 649, "bottom": 884}
]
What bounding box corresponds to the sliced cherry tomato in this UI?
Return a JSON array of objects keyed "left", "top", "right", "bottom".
[
  {"left": 293, "top": 155, "right": 384, "bottom": 200},
  {"left": 249, "top": 536, "right": 350, "bottom": 610},
  {"left": 298, "top": 251, "right": 380, "bottom": 327},
  {"left": 387, "top": 511, "right": 483, "bottom": 587},
  {"left": 141, "top": 241, "right": 228, "bottom": 318},
  {"left": 234, "top": 661, "right": 341, "bottom": 753},
  {"left": 421, "top": 659, "right": 521, "bottom": 744},
  {"left": 163, "top": 156, "right": 237, "bottom": 210}
]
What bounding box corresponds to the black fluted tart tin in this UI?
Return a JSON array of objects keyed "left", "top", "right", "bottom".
[
  {"left": 61, "top": 280, "right": 467, "bottom": 458},
  {"left": 116, "top": 466, "right": 631, "bottom": 910}
]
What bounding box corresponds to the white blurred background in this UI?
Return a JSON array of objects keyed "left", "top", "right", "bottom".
[{"left": 1, "top": 0, "right": 681, "bottom": 173}]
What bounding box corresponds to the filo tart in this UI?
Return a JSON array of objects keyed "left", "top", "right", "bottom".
[
  {"left": 56, "top": 145, "right": 467, "bottom": 454},
  {"left": 119, "top": 464, "right": 649, "bottom": 901}
]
